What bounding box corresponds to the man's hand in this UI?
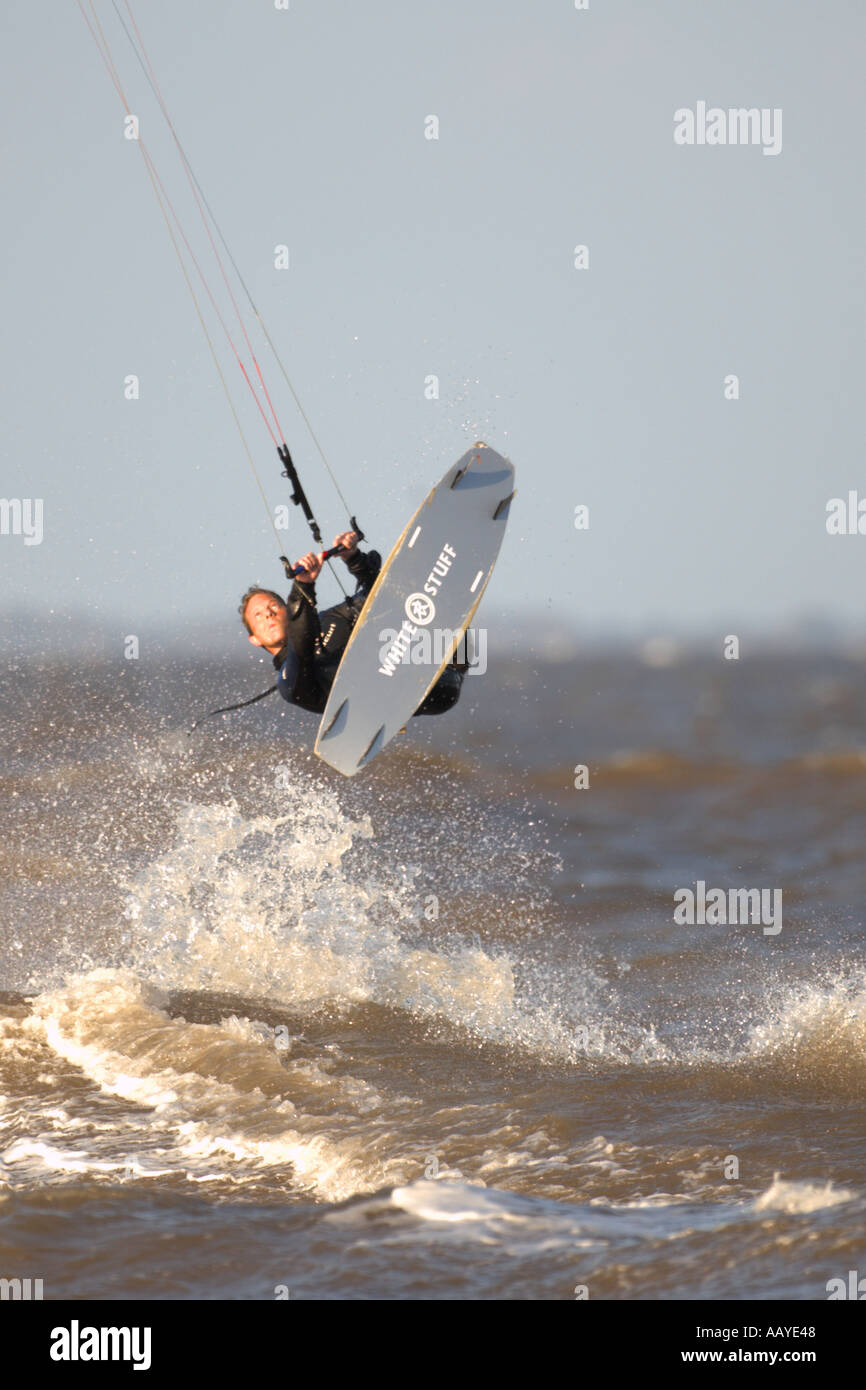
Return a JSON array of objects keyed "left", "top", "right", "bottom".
[
  {"left": 294, "top": 551, "right": 323, "bottom": 583},
  {"left": 333, "top": 530, "right": 359, "bottom": 559}
]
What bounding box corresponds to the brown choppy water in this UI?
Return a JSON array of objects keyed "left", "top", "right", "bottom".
[{"left": 1, "top": 647, "right": 865, "bottom": 1299}]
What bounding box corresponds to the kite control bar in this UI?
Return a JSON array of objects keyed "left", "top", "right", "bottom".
[
  {"left": 277, "top": 443, "right": 363, "bottom": 581},
  {"left": 281, "top": 538, "right": 363, "bottom": 580}
]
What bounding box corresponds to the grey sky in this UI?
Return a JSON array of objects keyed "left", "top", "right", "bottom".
[{"left": 2, "top": 0, "right": 864, "bottom": 646}]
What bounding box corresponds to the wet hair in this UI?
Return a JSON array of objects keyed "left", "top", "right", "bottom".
[{"left": 239, "top": 586, "right": 285, "bottom": 635}]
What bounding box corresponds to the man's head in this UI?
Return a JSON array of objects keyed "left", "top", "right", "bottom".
[{"left": 240, "top": 587, "right": 287, "bottom": 654}]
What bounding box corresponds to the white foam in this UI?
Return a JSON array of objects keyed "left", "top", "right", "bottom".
[
  {"left": 391, "top": 1180, "right": 525, "bottom": 1225},
  {"left": 747, "top": 970, "right": 866, "bottom": 1064},
  {"left": 753, "top": 1176, "right": 855, "bottom": 1215},
  {"left": 19, "top": 969, "right": 389, "bottom": 1202},
  {"left": 120, "top": 793, "right": 600, "bottom": 1062}
]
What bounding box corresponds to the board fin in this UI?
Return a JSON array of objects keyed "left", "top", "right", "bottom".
[
  {"left": 319, "top": 698, "right": 349, "bottom": 741},
  {"left": 356, "top": 724, "right": 386, "bottom": 769}
]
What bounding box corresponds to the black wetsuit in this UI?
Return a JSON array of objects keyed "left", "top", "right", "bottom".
[{"left": 273, "top": 547, "right": 465, "bottom": 716}]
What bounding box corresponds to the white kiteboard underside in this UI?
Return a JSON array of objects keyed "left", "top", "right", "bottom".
[{"left": 314, "top": 442, "right": 516, "bottom": 776}]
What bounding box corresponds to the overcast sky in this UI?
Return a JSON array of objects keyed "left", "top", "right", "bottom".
[{"left": 2, "top": 0, "right": 864, "bottom": 648}]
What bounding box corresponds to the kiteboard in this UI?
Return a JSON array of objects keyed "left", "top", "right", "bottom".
[{"left": 314, "top": 442, "right": 516, "bottom": 776}]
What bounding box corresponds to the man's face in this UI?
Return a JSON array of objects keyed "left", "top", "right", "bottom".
[{"left": 245, "top": 593, "right": 288, "bottom": 652}]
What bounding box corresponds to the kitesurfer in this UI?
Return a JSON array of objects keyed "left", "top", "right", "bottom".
[{"left": 240, "top": 532, "right": 466, "bottom": 716}]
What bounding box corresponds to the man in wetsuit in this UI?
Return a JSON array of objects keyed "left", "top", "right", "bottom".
[{"left": 240, "top": 530, "right": 466, "bottom": 716}]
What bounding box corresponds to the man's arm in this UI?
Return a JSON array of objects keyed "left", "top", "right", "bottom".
[
  {"left": 332, "top": 530, "right": 380, "bottom": 592},
  {"left": 283, "top": 550, "right": 323, "bottom": 660},
  {"left": 344, "top": 549, "right": 378, "bottom": 589}
]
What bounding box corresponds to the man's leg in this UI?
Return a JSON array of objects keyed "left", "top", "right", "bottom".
[{"left": 412, "top": 665, "right": 464, "bottom": 717}]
